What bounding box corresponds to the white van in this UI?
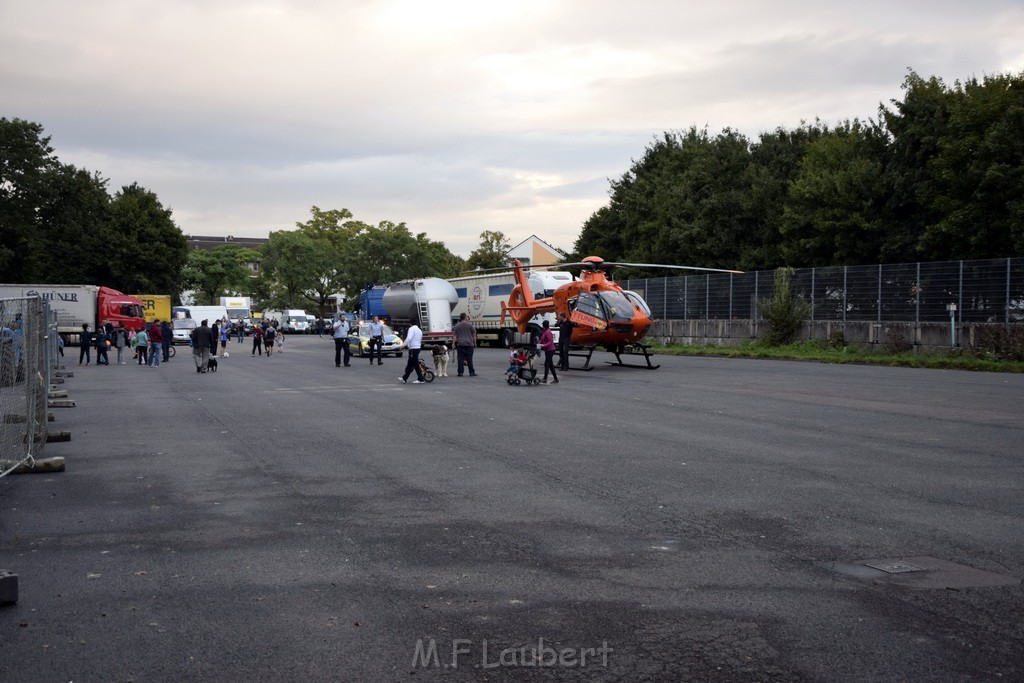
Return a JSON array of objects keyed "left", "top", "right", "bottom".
[
  {"left": 282, "top": 309, "right": 310, "bottom": 333},
  {"left": 262, "top": 309, "right": 309, "bottom": 333}
]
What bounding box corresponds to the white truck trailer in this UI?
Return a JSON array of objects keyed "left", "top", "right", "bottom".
[
  {"left": 381, "top": 277, "right": 459, "bottom": 346},
  {"left": 449, "top": 269, "right": 574, "bottom": 347}
]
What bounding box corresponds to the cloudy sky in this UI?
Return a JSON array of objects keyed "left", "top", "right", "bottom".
[{"left": 4, "top": 1, "right": 1023, "bottom": 257}]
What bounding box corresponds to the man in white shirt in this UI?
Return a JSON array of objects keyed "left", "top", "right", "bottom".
[
  {"left": 332, "top": 317, "right": 351, "bottom": 367},
  {"left": 399, "top": 323, "right": 425, "bottom": 384}
]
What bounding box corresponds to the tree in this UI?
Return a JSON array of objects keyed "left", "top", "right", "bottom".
[
  {"left": 779, "top": 121, "right": 891, "bottom": 266},
  {"left": 260, "top": 230, "right": 324, "bottom": 307},
  {"left": 916, "top": 72, "right": 1024, "bottom": 259},
  {"left": 181, "top": 245, "right": 260, "bottom": 304},
  {"left": 33, "top": 165, "right": 113, "bottom": 283},
  {"left": 103, "top": 183, "right": 190, "bottom": 294},
  {"left": 466, "top": 230, "right": 511, "bottom": 270},
  {"left": 0, "top": 118, "right": 59, "bottom": 280}
]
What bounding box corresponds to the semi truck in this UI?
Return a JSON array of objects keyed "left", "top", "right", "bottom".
[
  {"left": 380, "top": 278, "right": 459, "bottom": 346},
  {"left": 358, "top": 286, "right": 388, "bottom": 321},
  {"left": 449, "top": 269, "right": 575, "bottom": 347},
  {"left": 0, "top": 284, "right": 147, "bottom": 344},
  {"left": 133, "top": 294, "right": 172, "bottom": 324}
]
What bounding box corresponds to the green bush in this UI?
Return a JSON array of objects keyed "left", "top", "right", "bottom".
[
  {"left": 971, "top": 326, "right": 1024, "bottom": 361},
  {"left": 758, "top": 267, "right": 810, "bottom": 346}
]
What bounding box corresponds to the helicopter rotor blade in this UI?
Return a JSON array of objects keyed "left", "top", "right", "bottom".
[{"left": 602, "top": 262, "right": 744, "bottom": 274}]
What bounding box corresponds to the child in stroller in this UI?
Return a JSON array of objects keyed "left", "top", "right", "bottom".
[{"left": 505, "top": 344, "right": 541, "bottom": 385}]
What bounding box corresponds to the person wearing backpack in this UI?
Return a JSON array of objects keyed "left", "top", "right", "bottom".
[{"left": 263, "top": 324, "right": 276, "bottom": 357}]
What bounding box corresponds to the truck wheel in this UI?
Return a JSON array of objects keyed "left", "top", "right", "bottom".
[{"left": 499, "top": 329, "right": 514, "bottom": 348}]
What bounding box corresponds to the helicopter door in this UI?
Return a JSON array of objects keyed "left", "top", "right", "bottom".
[{"left": 569, "top": 292, "right": 608, "bottom": 330}]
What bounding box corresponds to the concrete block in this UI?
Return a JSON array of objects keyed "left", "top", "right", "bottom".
[{"left": 0, "top": 571, "right": 17, "bottom": 606}]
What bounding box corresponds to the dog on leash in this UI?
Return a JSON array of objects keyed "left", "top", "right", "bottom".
[
  {"left": 431, "top": 344, "right": 449, "bottom": 377},
  {"left": 207, "top": 357, "right": 218, "bottom": 372}
]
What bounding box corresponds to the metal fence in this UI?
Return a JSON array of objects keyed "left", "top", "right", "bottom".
[
  {"left": 623, "top": 257, "right": 1024, "bottom": 325},
  {"left": 1, "top": 297, "right": 55, "bottom": 478}
]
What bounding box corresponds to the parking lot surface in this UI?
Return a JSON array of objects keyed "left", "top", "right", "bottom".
[{"left": 2, "top": 335, "right": 1023, "bottom": 681}]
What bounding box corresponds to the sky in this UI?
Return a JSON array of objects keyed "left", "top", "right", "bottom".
[{"left": 3, "top": 1, "right": 1023, "bottom": 257}]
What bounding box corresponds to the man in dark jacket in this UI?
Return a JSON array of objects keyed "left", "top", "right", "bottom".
[
  {"left": 161, "top": 320, "right": 172, "bottom": 361},
  {"left": 557, "top": 313, "right": 574, "bottom": 370},
  {"left": 191, "top": 320, "right": 215, "bottom": 373}
]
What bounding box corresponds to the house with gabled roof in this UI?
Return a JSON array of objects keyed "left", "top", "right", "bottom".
[{"left": 506, "top": 235, "right": 566, "bottom": 266}]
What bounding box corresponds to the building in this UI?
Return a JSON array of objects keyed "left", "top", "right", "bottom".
[
  {"left": 506, "top": 235, "right": 565, "bottom": 267},
  {"left": 187, "top": 235, "right": 268, "bottom": 272}
]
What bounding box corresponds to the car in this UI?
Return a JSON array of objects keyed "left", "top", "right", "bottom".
[
  {"left": 347, "top": 323, "right": 404, "bottom": 357},
  {"left": 172, "top": 318, "right": 197, "bottom": 344}
]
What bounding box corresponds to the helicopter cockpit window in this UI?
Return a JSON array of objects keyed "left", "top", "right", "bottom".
[
  {"left": 595, "top": 291, "right": 635, "bottom": 323},
  {"left": 573, "top": 292, "right": 604, "bottom": 320},
  {"left": 622, "top": 291, "right": 652, "bottom": 317}
]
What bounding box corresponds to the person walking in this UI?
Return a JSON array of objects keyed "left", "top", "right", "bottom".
[
  {"left": 191, "top": 319, "right": 214, "bottom": 373},
  {"left": 236, "top": 320, "right": 245, "bottom": 344},
  {"left": 79, "top": 324, "right": 92, "bottom": 365},
  {"left": 148, "top": 319, "right": 163, "bottom": 367},
  {"left": 263, "top": 324, "right": 276, "bottom": 357},
  {"left": 453, "top": 312, "right": 478, "bottom": 377},
  {"left": 317, "top": 318, "right": 325, "bottom": 338},
  {"left": 219, "top": 320, "right": 231, "bottom": 357},
  {"left": 399, "top": 322, "right": 426, "bottom": 384},
  {"left": 539, "top": 319, "right": 559, "bottom": 384},
  {"left": 251, "top": 324, "right": 264, "bottom": 356},
  {"left": 557, "top": 312, "right": 574, "bottom": 370},
  {"left": 112, "top": 324, "right": 128, "bottom": 364},
  {"left": 210, "top": 320, "right": 220, "bottom": 357},
  {"left": 332, "top": 317, "right": 351, "bottom": 367},
  {"left": 367, "top": 316, "right": 385, "bottom": 365},
  {"left": 95, "top": 325, "right": 110, "bottom": 365},
  {"left": 135, "top": 326, "right": 150, "bottom": 366},
  {"left": 161, "top": 320, "right": 172, "bottom": 361}
]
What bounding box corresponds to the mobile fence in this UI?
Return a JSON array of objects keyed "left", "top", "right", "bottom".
[
  {"left": 622, "top": 257, "right": 1024, "bottom": 325},
  {"left": 0, "top": 297, "right": 56, "bottom": 478}
]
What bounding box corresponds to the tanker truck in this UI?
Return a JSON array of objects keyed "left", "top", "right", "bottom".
[
  {"left": 380, "top": 277, "right": 459, "bottom": 346},
  {"left": 449, "top": 269, "right": 574, "bottom": 347}
]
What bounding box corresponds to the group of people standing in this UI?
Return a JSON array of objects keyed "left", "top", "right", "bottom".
[{"left": 78, "top": 320, "right": 170, "bottom": 367}]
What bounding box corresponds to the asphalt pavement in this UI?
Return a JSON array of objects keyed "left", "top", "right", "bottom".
[{"left": 2, "top": 335, "right": 1023, "bottom": 681}]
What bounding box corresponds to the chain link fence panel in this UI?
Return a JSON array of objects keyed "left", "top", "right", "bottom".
[
  {"left": 1, "top": 297, "right": 53, "bottom": 478},
  {"left": 624, "top": 257, "right": 1024, "bottom": 325}
]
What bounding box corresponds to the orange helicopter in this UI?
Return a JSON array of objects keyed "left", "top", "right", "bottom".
[{"left": 500, "top": 256, "right": 742, "bottom": 369}]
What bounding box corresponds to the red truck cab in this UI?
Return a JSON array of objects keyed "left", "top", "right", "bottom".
[{"left": 97, "top": 287, "right": 147, "bottom": 331}]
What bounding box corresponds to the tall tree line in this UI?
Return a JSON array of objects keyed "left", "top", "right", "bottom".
[
  {"left": 572, "top": 71, "right": 1024, "bottom": 271},
  {"left": 0, "top": 118, "right": 188, "bottom": 292}
]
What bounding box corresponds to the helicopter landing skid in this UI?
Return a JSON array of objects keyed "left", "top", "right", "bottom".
[
  {"left": 607, "top": 343, "right": 661, "bottom": 370},
  {"left": 564, "top": 346, "right": 596, "bottom": 371}
]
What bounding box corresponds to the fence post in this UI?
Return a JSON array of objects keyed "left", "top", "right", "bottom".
[
  {"left": 843, "top": 266, "right": 847, "bottom": 325},
  {"left": 958, "top": 260, "right": 963, "bottom": 327},
  {"left": 705, "top": 274, "right": 710, "bottom": 320},
  {"left": 811, "top": 266, "right": 819, "bottom": 323},
  {"left": 916, "top": 262, "right": 921, "bottom": 326},
  {"left": 684, "top": 277, "right": 688, "bottom": 320},
  {"left": 877, "top": 263, "right": 883, "bottom": 324},
  {"left": 1007, "top": 257, "right": 1012, "bottom": 326},
  {"left": 729, "top": 273, "right": 734, "bottom": 320},
  {"left": 662, "top": 277, "right": 667, "bottom": 319}
]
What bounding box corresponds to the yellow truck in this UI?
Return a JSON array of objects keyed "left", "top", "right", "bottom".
[{"left": 133, "top": 294, "right": 172, "bottom": 324}]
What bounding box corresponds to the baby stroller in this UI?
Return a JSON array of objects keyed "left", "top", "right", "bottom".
[{"left": 505, "top": 345, "right": 541, "bottom": 386}]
